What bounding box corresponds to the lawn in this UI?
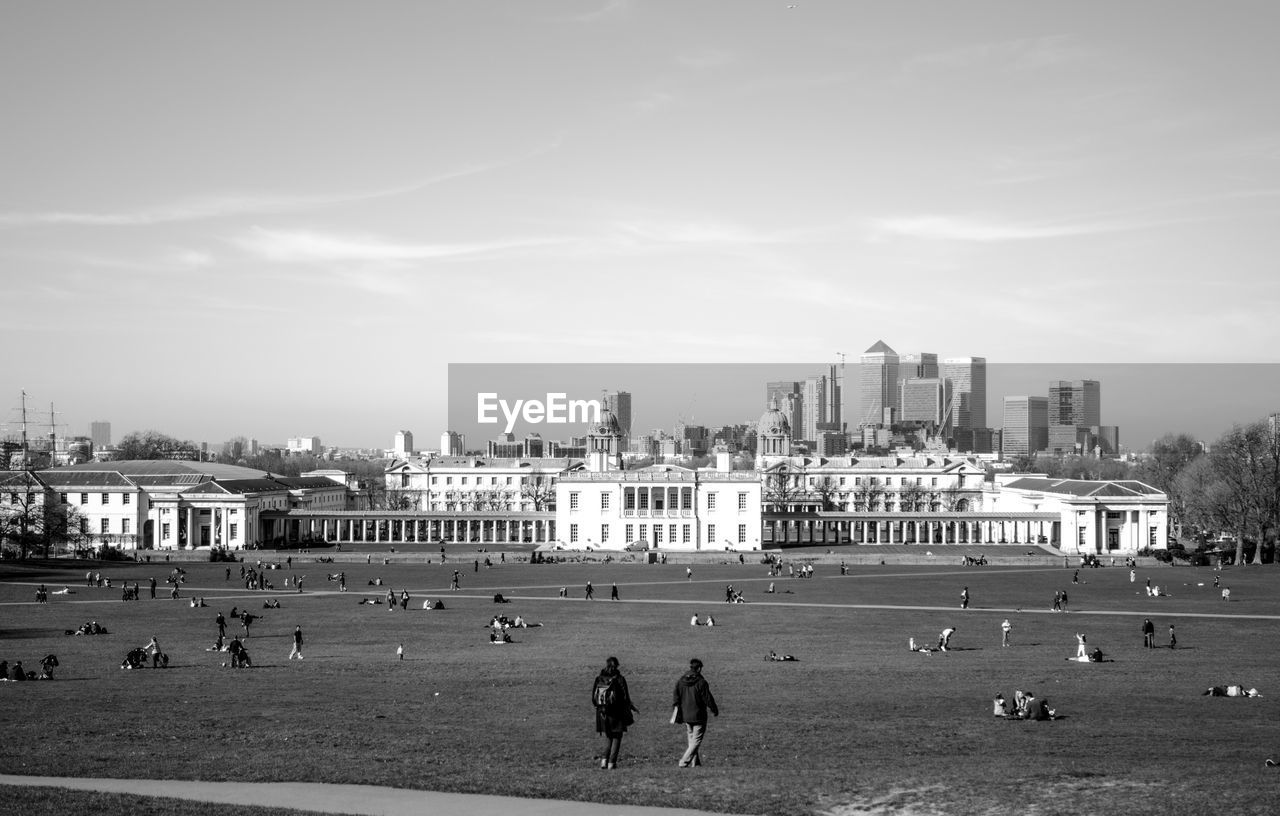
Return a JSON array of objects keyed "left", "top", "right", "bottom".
[{"left": 2, "top": 555, "right": 1279, "bottom": 815}]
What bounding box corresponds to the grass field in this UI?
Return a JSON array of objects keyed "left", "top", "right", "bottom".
[{"left": 2, "top": 553, "right": 1279, "bottom": 815}]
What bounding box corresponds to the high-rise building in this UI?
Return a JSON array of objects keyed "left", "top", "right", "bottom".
[
  {"left": 801, "top": 374, "right": 827, "bottom": 441},
  {"left": 393, "top": 430, "right": 414, "bottom": 458},
  {"left": 440, "top": 431, "right": 465, "bottom": 456},
  {"left": 1048, "top": 380, "right": 1101, "bottom": 428},
  {"left": 89, "top": 421, "right": 111, "bottom": 448},
  {"left": 605, "top": 391, "right": 632, "bottom": 441},
  {"left": 287, "top": 436, "right": 322, "bottom": 455},
  {"left": 898, "top": 353, "right": 939, "bottom": 384},
  {"left": 859, "top": 340, "right": 899, "bottom": 427},
  {"left": 1002, "top": 396, "right": 1048, "bottom": 458},
  {"left": 899, "top": 377, "right": 952, "bottom": 431},
  {"left": 942, "top": 357, "right": 987, "bottom": 431}
]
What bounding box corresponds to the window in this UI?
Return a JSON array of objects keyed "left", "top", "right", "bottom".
[
  {"left": 229, "top": 508, "right": 237, "bottom": 516},
  {"left": 401, "top": 474, "right": 410, "bottom": 488},
  {"left": 738, "top": 524, "right": 747, "bottom": 544},
  {"left": 505, "top": 477, "right": 513, "bottom": 485},
  {"left": 916, "top": 477, "right": 922, "bottom": 486},
  {"left": 1149, "top": 526, "right": 1158, "bottom": 547},
  {"left": 707, "top": 492, "right": 717, "bottom": 510},
  {"left": 59, "top": 492, "right": 68, "bottom": 504},
  {"left": 638, "top": 492, "right": 649, "bottom": 510},
  {"left": 461, "top": 477, "right": 468, "bottom": 485},
  {"left": 569, "top": 524, "right": 579, "bottom": 543},
  {"left": 639, "top": 524, "right": 647, "bottom": 542},
  {"left": 601, "top": 493, "right": 610, "bottom": 510},
  {"left": 625, "top": 524, "right": 634, "bottom": 543},
  {"left": 708, "top": 523, "right": 716, "bottom": 543},
  {"left": 80, "top": 518, "right": 88, "bottom": 534},
  {"left": 80, "top": 493, "right": 89, "bottom": 505},
  {"left": 162, "top": 522, "right": 171, "bottom": 540},
  {"left": 738, "top": 492, "right": 748, "bottom": 511},
  {"left": 669, "top": 524, "right": 677, "bottom": 543},
  {"left": 229, "top": 523, "right": 238, "bottom": 540},
  {"left": 431, "top": 476, "right": 438, "bottom": 485},
  {"left": 870, "top": 477, "right": 878, "bottom": 486},
  {"left": 654, "top": 526, "right": 663, "bottom": 544},
  {"left": 839, "top": 477, "right": 846, "bottom": 486},
  {"left": 855, "top": 477, "right": 862, "bottom": 485},
  {"left": 601, "top": 525, "right": 609, "bottom": 543},
  {"left": 931, "top": 477, "right": 938, "bottom": 487},
  {"left": 682, "top": 525, "right": 691, "bottom": 544},
  {"left": 100, "top": 518, "right": 110, "bottom": 534},
  {"left": 102, "top": 492, "right": 109, "bottom": 504},
  {"left": 569, "top": 492, "right": 580, "bottom": 511},
  {"left": 445, "top": 477, "right": 453, "bottom": 485},
  {"left": 122, "top": 519, "right": 130, "bottom": 534},
  {"left": 1078, "top": 527, "right": 1087, "bottom": 546},
  {"left": 122, "top": 493, "right": 131, "bottom": 505}
]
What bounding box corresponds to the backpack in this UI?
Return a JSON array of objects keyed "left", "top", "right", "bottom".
[{"left": 593, "top": 676, "right": 619, "bottom": 708}]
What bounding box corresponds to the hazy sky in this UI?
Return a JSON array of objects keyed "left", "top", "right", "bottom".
[{"left": 3, "top": 1, "right": 1279, "bottom": 448}]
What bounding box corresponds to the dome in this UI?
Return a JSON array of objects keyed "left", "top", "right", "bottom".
[
  {"left": 591, "top": 408, "right": 621, "bottom": 436},
  {"left": 757, "top": 407, "right": 790, "bottom": 436}
]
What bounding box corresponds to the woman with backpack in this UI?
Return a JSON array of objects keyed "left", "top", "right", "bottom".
[{"left": 592, "top": 655, "right": 638, "bottom": 770}]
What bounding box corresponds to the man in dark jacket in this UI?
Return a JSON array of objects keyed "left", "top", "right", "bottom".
[{"left": 672, "top": 657, "right": 718, "bottom": 767}]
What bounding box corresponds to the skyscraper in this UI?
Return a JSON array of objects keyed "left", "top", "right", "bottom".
[
  {"left": 859, "top": 340, "right": 899, "bottom": 427},
  {"left": 393, "top": 430, "right": 414, "bottom": 458},
  {"left": 89, "top": 420, "right": 111, "bottom": 448},
  {"left": 605, "top": 391, "right": 632, "bottom": 442},
  {"left": 801, "top": 369, "right": 841, "bottom": 441},
  {"left": 1002, "top": 396, "right": 1048, "bottom": 458},
  {"left": 942, "top": 357, "right": 987, "bottom": 431},
  {"left": 898, "top": 353, "right": 939, "bottom": 383},
  {"left": 1048, "top": 380, "right": 1101, "bottom": 427},
  {"left": 899, "top": 377, "right": 952, "bottom": 431}
]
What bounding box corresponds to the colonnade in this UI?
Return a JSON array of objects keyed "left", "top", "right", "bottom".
[
  {"left": 764, "top": 515, "right": 1059, "bottom": 546},
  {"left": 263, "top": 512, "right": 556, "bottom": 546}
]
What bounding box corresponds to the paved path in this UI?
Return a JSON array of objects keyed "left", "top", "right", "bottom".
[{"left": 0, "top": 775, "right": 740, "bottom": 816}]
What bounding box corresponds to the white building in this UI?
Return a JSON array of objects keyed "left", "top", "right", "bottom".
[
  {"left": 393, "top": 430, "right": 414, "bottom": 458},
  {"left": 287, "top": 436, "right": 322, "bottom": 455},
  {"left": 557, "top": 459, "right": 763, "bottom": 551},
  {"left": 385, "top": 456, "right": 576, "bottom": 512},
  {"left": 987, "top": 475, "right": 1168, "bottom": 555}
]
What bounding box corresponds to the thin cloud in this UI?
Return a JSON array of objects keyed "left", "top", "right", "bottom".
[
  {"left": 232, "top": 227, "right": 566, "bottom": 264},
  {"left": 904, "top": 35, "right": 1090, "bottom": 75},
  {"left": 866, "top": 214, "right": 1146, "bottom": 243},
  {"left": 0, "top": 146, "right": 560, "bottom": 228},
  {"left": 569, "top": 0, "right": 630, "bottom": 23}
]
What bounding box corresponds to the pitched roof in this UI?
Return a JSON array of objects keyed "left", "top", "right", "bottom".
[
  {"left": 183, "top": 479, "right": 287, "bottom": 496},
  {"left": 274, "top": 476, "right": 347, "bottom": 490},
  {"left": 36, "top": 470, "right": 135, "bottom": 489},
  {"left": 52, "top": 460, "right": 278, "bottom": 480},
  {"left": 864, "top": 339, "right": 896, "bottom": 354},
  {"left": 1002, "top": 477, "right": 1164, "bottom": 498}
]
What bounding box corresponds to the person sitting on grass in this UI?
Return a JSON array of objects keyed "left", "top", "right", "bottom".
[
  {"left": 767, "top": 651, "right": 797, "bottom": 661},
  {"left": 262, "top": 599, "right": 281, "bottom": 609},
  {"left": 1021, "top": 692, "right": 1054, "bottom": 721},
  {"left": 121, "top": 648, "right": 146, "bottom": 670},
  {"left": 993, "top": 693, "right": 1010, "bottom": 717},
  {"left": 39, "top": 654, "right": 59, "bottom": 679}
]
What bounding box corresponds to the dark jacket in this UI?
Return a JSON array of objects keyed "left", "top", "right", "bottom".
[
  {"left": 1024, "top": 697, "right": 1051, "bottom": 721},
  {"left": 593, "top": 671, "right": 637, "bottom": 734},
  {"left": 672, "top": 670, "right": 718, "bottom": 725}
]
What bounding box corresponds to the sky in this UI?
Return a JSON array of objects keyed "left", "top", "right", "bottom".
[{"left": 3, "top": 1, "right": 1279, "bottom": 449}]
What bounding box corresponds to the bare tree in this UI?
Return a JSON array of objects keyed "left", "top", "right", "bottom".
[
  {"left": 0, "top": 475, "right": 89, "bottom": 559},
  {"left": 520, "top": 479, "right": 555, "bottom": 511}
]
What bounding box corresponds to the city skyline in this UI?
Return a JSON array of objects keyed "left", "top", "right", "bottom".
[{"left": 4, "top": 3, "right": 1280, "bottom": 449}]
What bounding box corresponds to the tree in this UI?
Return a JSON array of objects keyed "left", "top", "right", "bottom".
[
  {"left": 763, "top": 467, "right": 806, "bottom": 510},
  {"left": 0, "top": 475, "right": 89, "bottom": 559},
  {"left": 520, "top": 479, "right": 555, "bottom": 511},
  {"left": 811, "top": 476, "right": 841, "bottom": 511},
  {"left": 1189, "top": 422, "right": 1278, "bottom": 566},
  {"left": 899, "top": 482, "right": 928, "bottom": 513},
  {"left": 116, "top": 430, "right": 200, "bottom": 461},
  {"left": 1135, "top": 433, "right": 1203, "bottom": 536}
]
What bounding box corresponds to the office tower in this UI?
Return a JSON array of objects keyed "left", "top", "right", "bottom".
[
  {"left": 820, "top": 363, "right": 842, "bottom": 434},
  {"left": 89, "top": 421, "right": 111, "bottom": 448},
  {"left": 898, "top": 353, "right": 939, "bottom": 387},
  {"left": 393, "top": 430, "right": 414, "bottom": 458},
  {"left": 801, "top": 374, "right": 829, "bottom": 441},
  {"left": 440, "top": 431, "right": 465, "bottom": 456},
  {"left": 1048, "top": 380, "right": 1101, "bottom": 427},
  {"left": 766, "top": 381, "right": 801, "bottom": 411},
  {"left": 942, "top": 357, "right": 987, "bottom": 430},
  {"left": 859, "top": 340, "right": 899, "bottom": 427},
  {"left": 1002, "top": 396, "right": 1048, "bottom": 458},
  {"left": 605, "top": 391, "right": 632, "bottom": 441},
  {"left": 899, "top": 377, "right": 951, "bottom": 431}
]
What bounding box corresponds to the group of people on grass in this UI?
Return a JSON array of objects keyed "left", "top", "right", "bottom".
[
  {"left": 0, "top": 655, "right": 57, "bottom": 681},
  {"left": 993, "top": 690, "right": 1056, "bottom": 720}
]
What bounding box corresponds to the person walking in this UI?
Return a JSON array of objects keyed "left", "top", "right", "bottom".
[
  {"left": 1169, "top": 624, "right": 1177, "bottom": 649},
  {"left": 686, "top": 567, "right": 693, "bottom": 581},
  {"left": 1142, "top": 618, "right": 1155, "bottom": 649},
  {"left": 585, "top": 581, "right": 595, "bottom": 600},
  {"left": 289, "top": 626, "right": 304, "bottom": 660},
  {"left": 672, "top": 657, "right": 718, "bottom": 768},
  {"left": 451, "top": 571, "right": 461, "bottom": 591},
  {"left": 1001, "top": 619, "right": 1012, "bottom": 648},
  {"left": 593, "top": 656, "right": 638, "bottom": 770},
  {"left": 961, "top": 587, "right": 969, "bottom": 610},
  {"left": 610, "top": 583, "right": 619, "bottom": 601},
  {"left": 216, "top": 611, "right": 226, "bottom": 640},
  {"left": 1129, "top": 568, "right": 1135, "bottom": 583}
]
